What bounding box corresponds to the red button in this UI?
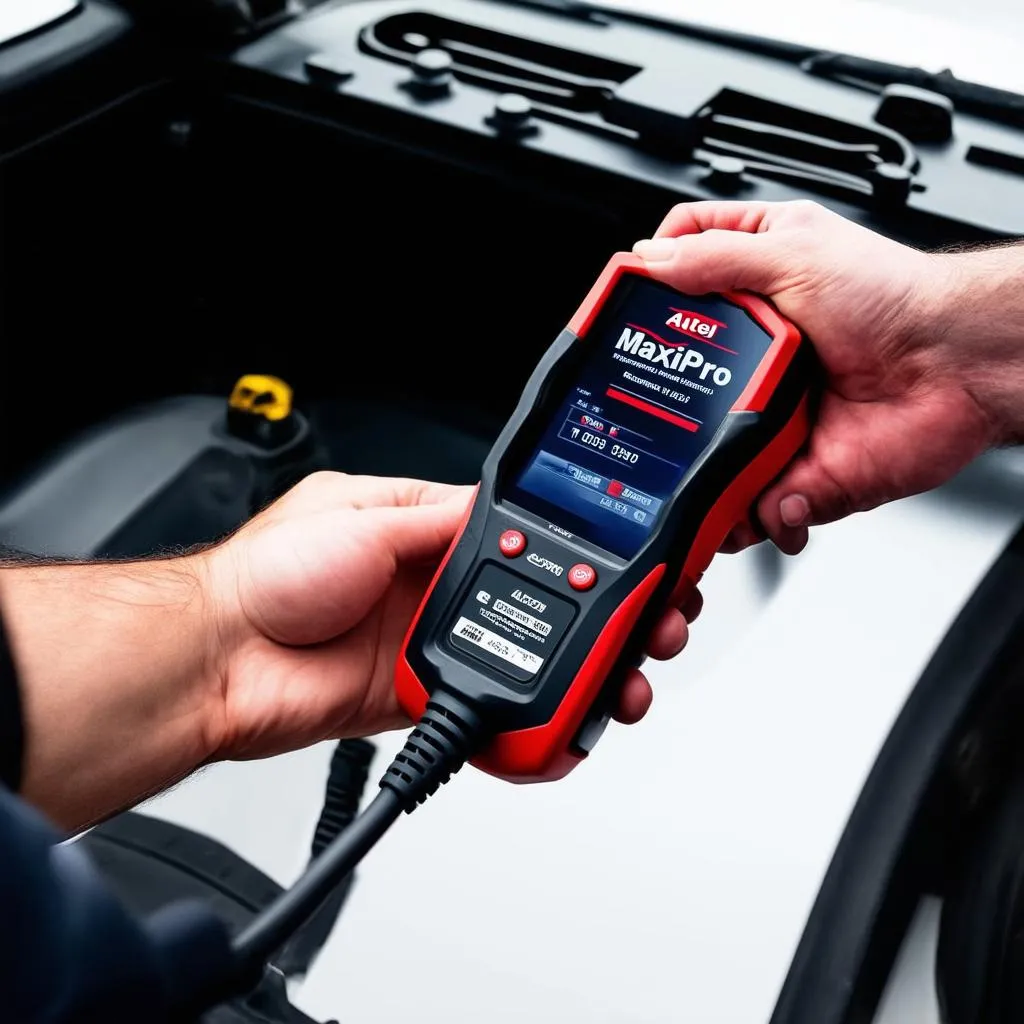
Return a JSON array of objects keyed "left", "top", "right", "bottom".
[
  {"left": 567, "top": 563, "right": 597, "bottom": 591},
  {"left": 499, "top": 529, "right": 527, "bottom": 557}
]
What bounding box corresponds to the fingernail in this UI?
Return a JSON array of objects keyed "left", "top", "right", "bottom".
[
  {"left": 779, "top": 494, "right": 810, "bottom": 528},
  {"left": 632, "top": 238, "right": 677, "bottom": 262}
]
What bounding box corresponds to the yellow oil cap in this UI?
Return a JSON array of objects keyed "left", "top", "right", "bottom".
[{"left": 228, "top": 375, "right": 293, "bottom": 422}]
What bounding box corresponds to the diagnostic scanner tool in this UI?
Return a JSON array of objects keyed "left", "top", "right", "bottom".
[
  {"left": 220, "top": 254, "right": 817, "bottom": 999},
  {"left": 396, "top": 253, "right": 815, "bottom": 783}
]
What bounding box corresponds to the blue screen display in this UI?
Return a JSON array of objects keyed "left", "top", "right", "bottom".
[{"left": 506, "top": 276, "right": 774, "bottom": 559}]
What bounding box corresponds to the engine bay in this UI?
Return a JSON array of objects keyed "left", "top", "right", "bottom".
[{"left": 4, "top": 0, "right": 1024, "bottom": 491}]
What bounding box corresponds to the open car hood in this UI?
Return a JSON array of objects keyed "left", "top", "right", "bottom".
[
  {"left": 0, "top": 0, "right": 80, "bottom": 48},
  {"left": 596, "top": 0, "right": 1024, "bottom": 93}
]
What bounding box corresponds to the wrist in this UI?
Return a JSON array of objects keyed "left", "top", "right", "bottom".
[
  {"left": 914, "top": 245, "right": 1024, "bottom": 447},
  {"left": 189, "top": 541, "right": 252, "bottom": 762},
  {"left": 1, "top": 554, "right": 227, "bottom": 831}
]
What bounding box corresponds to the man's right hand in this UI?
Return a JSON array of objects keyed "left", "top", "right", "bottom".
[{"left": 632, "top": 200, "right": 1024, "bottom": 554}]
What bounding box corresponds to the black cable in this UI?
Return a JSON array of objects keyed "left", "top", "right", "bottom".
[
  {"left": 232, "top": 787, "right": 402, "bottom": 981},
  {"left": 227, "top": 691, "right": 484, "bottom": 989},
  {"left": 310, "top": 739, "right": 376, "bottom": 860},
  {"left": 275, "top": 739, "right": 376, "bottom": 977}
]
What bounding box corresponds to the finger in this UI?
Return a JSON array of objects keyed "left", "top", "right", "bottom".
[
  {"left": 772, "top": 523, "right": 810, "bottom": 556},
  {"left": 752, "top": 465, "right": 825, "bottom": 556},
  {"left": 645, "top": 608, "right": 689, "bottom": 660},
  {"left": 614, "top": 669, "right": 653, "bottom": 725},
  {"left": 755, "top": 450, "right": 856, "bottom": 544},
  {"left": 653, "top": 200, "right": 778, "bottom": 238},
  {"left": 680, "top": 586, "right": 703, "bottom": 624},
  {"left": 632, "top": 231, "right": 785, "bottom": 297},
  {"left": 720, "top": 521, "right": 761, "bottom": 554},
  {"left": 277, "top": 471, "right": 474, "bottom": 517}
]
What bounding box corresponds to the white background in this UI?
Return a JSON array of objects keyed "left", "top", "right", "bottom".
[{"left": 16, "top": 0, "right": 1014, "bottom": 1021}]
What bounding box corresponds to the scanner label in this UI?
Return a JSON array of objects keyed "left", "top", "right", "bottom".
[
  {"left": 448, "top": 563, "right": 577, "bottom": 684},
  {"left": 492, "top": 599, "right": 552, "bottom": 636},
  {"left": 452, "top": 618, "right": 545, "bottom": 675}
]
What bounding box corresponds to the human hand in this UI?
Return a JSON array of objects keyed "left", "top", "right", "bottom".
[
  {"left": 1, "top": 472, "right": 700, "bottom": 831},
  {"left": 204, "top": 472, "right": 704, "bottom": 761},
  {"left": 633, "top": 200, "right": 1021, "bottom": 554}
]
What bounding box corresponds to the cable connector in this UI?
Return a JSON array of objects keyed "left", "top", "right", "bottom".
[{"left": 381, "top": 691, "right": 483, "bottom": 812}]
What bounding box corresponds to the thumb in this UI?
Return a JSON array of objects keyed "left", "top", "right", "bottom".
[
  {"left": 230, "top": 499, "right": 471, "bottom": 647},
  {"left": 361, "top": 498, "right": 472, "bottom": 566},
  {"left": 632, "top": 231, "right": 785, "bottom": 296}
]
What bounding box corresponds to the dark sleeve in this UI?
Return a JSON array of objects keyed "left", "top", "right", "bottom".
[
  {"left": 0, "top": 613, "right": 23, "bottom": 790},
  {"left": 0, "top": 618, "right": 236, "bottom": 1022},
  {"left": 2, "top": 788, "right": 235, "bottom": 1022}
]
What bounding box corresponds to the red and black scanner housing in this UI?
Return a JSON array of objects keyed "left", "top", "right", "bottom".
[{"left": 396, "top": 253, "right": 814, "bottom": 783}]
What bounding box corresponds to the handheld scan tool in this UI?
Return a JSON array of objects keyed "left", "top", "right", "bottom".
[{"left": 395, "top": 253, "right": 815, "bottom": 783}]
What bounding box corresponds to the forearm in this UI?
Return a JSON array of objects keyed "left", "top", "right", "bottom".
[
  {"left": 925, "top": 242, "right": 1024, "bottom": 445},
  {"left": 0, "top": 556, "right": 223, "bottom": 833}
]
